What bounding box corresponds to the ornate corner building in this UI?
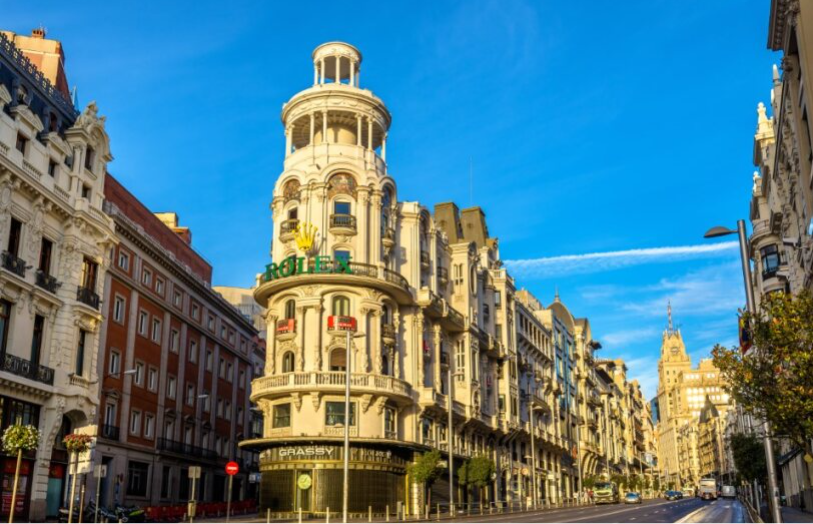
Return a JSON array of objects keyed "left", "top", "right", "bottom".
[
  {"left": 244, "top": 42, "right": 658, "bottom": 517},
  {"left": 0, "top": 29, "right": 116, "bottom": 520},
  {"left": 747, "top": 0, "right": 813, "bottom": 511}
]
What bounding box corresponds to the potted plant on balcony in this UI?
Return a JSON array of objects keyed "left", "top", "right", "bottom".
[
  {"left": 2, "top": 422, "right": 40, "bottom": 523},
  {"left": 63, "top": 433, "right": 93, "bottom": 523}
]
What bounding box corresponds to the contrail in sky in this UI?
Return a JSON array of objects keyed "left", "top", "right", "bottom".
[{"left": 504, "top": 241, "right": 739, "bottom": 279}]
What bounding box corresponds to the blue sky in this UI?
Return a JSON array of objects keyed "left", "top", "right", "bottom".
[{"left": 7, "top": 0, "right": 777, "bottom": 397}]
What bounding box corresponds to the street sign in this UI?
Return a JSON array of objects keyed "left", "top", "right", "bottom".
[
  {"left": 225, "top": 461, "right": 239, "bottom": 476},
  {"left": 94, "top": 464, "right": 107, "bottom": 478},
  {"left": 188, "top": 466, "right": 201, "bottom": 479}
]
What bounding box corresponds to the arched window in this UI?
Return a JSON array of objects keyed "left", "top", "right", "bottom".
[
  {"left": 282, "top": 352, "right": 295, "bottom": 373},
  {"left": 332, "top": 295, "right": 350, "bottom": 316},
  {"left": 329, "top": 348, "right": 347, "bottom": 372},
  {"left": 284, "top": 299, "right": 296, "bottom": 320},
  {"left": 382, "top": 353, "right": 389, "bottom": 376}
]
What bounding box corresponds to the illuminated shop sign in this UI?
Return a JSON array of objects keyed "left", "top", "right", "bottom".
[
  {"left": 278, "top": 446, "right": 337, "bottom": 458},
  {"left": 263, "top": 255, "right": 352, "bottom": 282}
]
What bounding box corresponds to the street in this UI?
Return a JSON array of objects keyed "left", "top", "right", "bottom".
[{"left": 446, "top": 498, "right": 750, "bottom": 523}]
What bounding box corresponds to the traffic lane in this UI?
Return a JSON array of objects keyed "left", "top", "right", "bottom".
[
  {"left": 677, "top": 498, "right": 749, "bottom": 523},
  {"left": 447, "top": 498, "right": 705, "bottom": 522}
]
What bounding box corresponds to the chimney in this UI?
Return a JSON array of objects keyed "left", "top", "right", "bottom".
[{"left": 31, "top": 27, "right": 46, "bottom": 39}]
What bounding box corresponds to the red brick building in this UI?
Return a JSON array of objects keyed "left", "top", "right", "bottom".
[{"left": 89, "top": 174, "right": 259, "bottom": 508}]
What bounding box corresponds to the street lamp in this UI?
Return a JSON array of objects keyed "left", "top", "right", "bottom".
[
  {"left": 524, "top": 391, "right": 547, "bottom": 509},
  {"left": 704, "top": 220, "right": 782, "bottom": 523},
  {"left": 447, "top": 365, "right": 464, "bottom": 516}
]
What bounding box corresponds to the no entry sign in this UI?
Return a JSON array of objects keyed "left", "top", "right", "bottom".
[{"left": 225, "top": 461, "right": 239, "bottom": 476}]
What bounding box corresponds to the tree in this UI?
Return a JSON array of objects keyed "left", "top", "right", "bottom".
[
  {"left": 582, "top": 475, "right": 598, "bottom": 490},
  {"left": 652, "top": 478, "right": 661, "bottom": 493},
  {"left": 409, "top": 450, "right": 443, "bottom": 515},
  {"left": 712, "top": 290, "right": 813, "bottom": 458},
  {"left": 610, "top": 473, "right": 625, "bottom": 490},
  {"left": 458, "top": 456, "right": 495, "bottom": 505},
  {"left": 729, "top": 433, "right": 767, "bottom": 484}
]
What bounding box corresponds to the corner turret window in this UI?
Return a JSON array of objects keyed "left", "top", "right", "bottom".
[
  {"left": 332, "top": 295, "right": 350, "bottom": 316},
  {"left": 85, "top": 147, "right": 95, "bottom": 171},
  {"left": 281, "top": 351, "right": 295, "bottom": 373},
  {"left": 334, "top": 201, "right": 351, "bottom": 215},
  {"left": 329, "top": 348, "right": 347, "bottom": 372},
  {"left": 284, "top": 299, "right": 296, "bottom": 320},
  {"left": 760, "top": 244, "right": 782, "bottom": 278}
]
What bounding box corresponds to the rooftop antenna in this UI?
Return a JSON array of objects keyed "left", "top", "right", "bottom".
[{"left": 667, "top": 300, "right": 673, "bottom": 332}]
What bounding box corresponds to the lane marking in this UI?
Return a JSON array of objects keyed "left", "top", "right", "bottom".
[
  {"left": 676, "top": 504, "right": 709, "bottom": 523},
  {"left": 455, "top": 500, "right": 677, "bottom": 523},
  {"left": 560, "top": 500, "right": 689, "bottom": 523}
]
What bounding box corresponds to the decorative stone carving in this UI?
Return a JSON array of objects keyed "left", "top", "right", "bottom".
[
  {"left": 360, "top": 394, "right": 373, "bottom": 413},
  {"left": 291, "top": 392, "right": 303, "bottom": 411},
  {"left": 311, "top": 392, "right": 321, "bottom": 411},
  {"left": 374, "top": 396, "right": 388, "bottom": 415}
]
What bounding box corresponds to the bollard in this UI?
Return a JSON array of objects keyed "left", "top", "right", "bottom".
[
  {"left": 369, "top": 506, "right": 372, "bottom": 522},
  {"left": 298, "top": 507, "right": 302, "bottom": 524},
  {"left": 267, "top": 508, "right": 271, "bottom": 523},
  {"left": 326, "top": 507, "right": 330, "bottom": 523},
  {"left": 386, "top": 505, "right": 389, "bottom": 522},
  {"left": 436, "top": 503, "right": 440, "bottom": 522}
]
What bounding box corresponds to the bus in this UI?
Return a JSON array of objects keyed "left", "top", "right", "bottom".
[
  {"left": 593, "top": 482, "right": 620, "bottom": 504},
  {"left": 698, "top": 478, "right": 717, "bottom": 500}
]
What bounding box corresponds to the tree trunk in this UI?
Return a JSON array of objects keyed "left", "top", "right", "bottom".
[{"left": 8, "top": 449, "right": 22, "bottom": 523}]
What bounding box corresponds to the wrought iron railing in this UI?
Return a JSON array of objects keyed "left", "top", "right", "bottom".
[
  {"left": 76, "top": 285, "right": 100, "bottom": 309},
  {"left": 35, "top": 270, "right": 60, "bottom": 293},
  {"left": 1, "top": 251, "right": 27, "bottom": 278},
  {"left": 381, "top": 323, "right": 396, "bottom": 340},
  {"left": 156, "top": 437, "right": 218, "bottom": 460},
  {"left": 420, "top": 250, "right": 430, "bottom": 268},
  {"left": 437, "top": 266, "right": 449, "bottom": 285},
  {"left": 99, "top": 424, "right": 120, "bottom": 441},
  {"left": 2, "top": 353, "right": 54, "bottom": 385},
  {"left": 279, "top": 219, "right": 299, "bottom": 236}
]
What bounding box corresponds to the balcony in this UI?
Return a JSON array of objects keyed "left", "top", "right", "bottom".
[
  {"left": 440, "top": 351, "right": 449, "bottom": 367},
  {"left": 99, "top": 424, "right": 120, "bottom": 441},
  {"left": 76, "top": 285, "right": 100, "bottom": 309},
  {"left": 444, "top": 305, "right": 466, "bottom": 332},
  {"left": 1, "top": 251, "right": 27, "bottom": 278},
  {"left": 276, "top": 319, "right": 296, "bottom": 340},
  {"left": 35, "top": 270, "right": 60, "bottom": 294},
  {"left": 437, "top": 266, "right": 449, "bottom": 287},
  {"left": 2, "top": 353, "right": 54, "bottom": 385},
  {"left": 420, "top": 250, "right": 430, "bottom": 270},
  {"left": 279, "top": 218, "right": 299, "bottom": 241},
  {"left": 329, "top": 214, "right": 357, "bottom": 235},
  {"left": 381, "top": 323, "right": 396, "bottom": 344},
  {"left": 327, "top": 315, "right": 357, "bottom": 333},
  {"left": 156, "top": 437, "right": 218, "bottom": 460},
  {"left": 256, "top": 261, "right": 412, "bottom": 305},
  {"left": 251, "top": 371, "right": 412, "bottom": 405},
  {"left": 383, "top": 227, "right": 396, "bottom": 248}
]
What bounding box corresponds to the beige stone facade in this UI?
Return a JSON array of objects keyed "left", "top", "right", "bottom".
[
  {"left": 0, "top": 30, "right": 116, "bottom": 520},
  {"left": 244, "top": 42, "right": 659, "bottom": 516}
]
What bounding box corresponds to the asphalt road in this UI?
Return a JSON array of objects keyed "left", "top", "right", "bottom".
[{"left": 445, "top": 497, "right": 749, "bottom": 523}]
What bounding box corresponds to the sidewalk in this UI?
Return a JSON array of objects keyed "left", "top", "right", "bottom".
[{"left": 783, "top": 506, "right": 813, "bottom": 523}]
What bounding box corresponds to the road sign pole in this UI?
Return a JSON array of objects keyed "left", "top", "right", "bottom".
[
  {"left": 227, "top": 475, "right": 233, "bottom": 522},
  {"left": 190, "top": 477, "right": 196, "bottom": 524}
]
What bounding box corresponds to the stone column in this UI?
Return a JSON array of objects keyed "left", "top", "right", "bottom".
[
  {"left": 285, "top": 125, "right": 292, "bottom": 157},
  {"left": 322, "top": 111, "right": 328, "bottom": 144},
  {"left": 393, "top": 309, "right": 401, "bottom": 378},
  {"left": 371, "top": 309, "right": 382, "bottom": 374},
  {"left": 357, "top": 187, "right": 370, "bottom": 263},
  {"left": 335, "top": 55, "right": 341, "bottom": 84},
  {"left": 266, "top": 313, "right": 278, "bottom": 375},
  {"left": 314, "top": 62, "right": 318, "bottom": 85},
  {"left": 433, "top": 323, "right": 441, "bottom": 389},
  {"left": 367, "top": 119, "right": 373, "bottom": 149},
  {"left": 349, "top": 60, "right": 355, "bottom": 87},
  {"left": 382, "top": 133, "right": 387, "bottom": 162},
  {"left": 313, "top": 303, "right": 323, "bottom": 371},
  {"left": 309, "top": 113, "right": 315, "bottom": 146},
  {"left": 415, "top": 312, "right": 425, "bottom": 387},
  {"left": 370, "top": 192, "right": 382, "bottom": 263},
  {"left": 320, "top": 58, "right": 325, "bottom": 84},
  {"left": 297, "top": 306, "right": 306, "bottom": 371}
]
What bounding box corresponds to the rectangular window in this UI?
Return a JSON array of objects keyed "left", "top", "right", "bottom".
[
  {"left": 134, "top": 361, "right": 144, "bottom": 387},
  {"left": 273, "top": 404, "right": 291, "bottom": 428},
  {"left": 151, "top": 318, "right": 161, "bottom": 343},
  {"left": 104, "top": 402, "right": 117, "bottom": 426},
  {"left": 113, "top": 295, "right": 126, "bottom": 323},
  {"left": 142, "top": 268, "right": 152, "bottom": 286},
  {"left": 167, "top": 375, "right": 176, "bottom": 399},
  {"left": 147, "top": 367, "right": 158, "bottom": 392},
  {"left": 126, "top": 461, "right": 149, "bottom": 497},
  {"left": 206, "top": 350, "right": 213, "bottom": 371},
  {"left": 239, "top": 370, "right": 246, "bottom": 389},
  {"left": 173, "top": 290, "right": 182, "bottom": 308},
  {"left": 30, "top": 314, "right": 45, "bottom": 366},
  {"left": 384, "top": 406, "right": 396, "bottom": 437},
  {"left": 170, "top": 329, "right": 179, "bottom": 353},
  {"left": 208, "top": 316, "right": 215, "bottom": 332},
  {"left": 130, "top": 410, "right": 142, "bottom": 436},
  {"left": 218, "top": 358, "right": 225, "bottom": 379},
  {"left": 191, "top": 303, "right": 200, "bottom": 321},
  {"left": 226, "top": 362, "right": 233, "bottom": 382},
  {"left": 81, "top": 185, "right": 91, "bottom": 200},
  {"left": 138, "top": 310, "right": 148, "bottom": 336},
  {"left": 225, "top": 401, "right": 231, "bottom": 419},
  {"left": 15, "top": 133, "right": 27, "bottom": 154},
  {"left": 185, "top": 383, "right": 195, "bottom": 406},
  {"left": 48, "top": 160, "right": 57, "bottom": 177},
  {"left": 85, "top": 146, "right": 95, "bottom": 171},
  {"left": 81, "top": 257, "right": 98, "bottom": 290},
  {"left": 155, "top": 277, "right": 164, "bottom": 295},
  {"left": 38, "top": 238, "right": 53, "bottom": 275},
  {"left": 109, "top": 349, "right": 121, "bottom": 376},
  {"left": 117, "top": 251, "right": 130, "bottom": 271},
  {"left": 325, "top": 401, "right": 356, "bottom": 426},
  {"left": 144, "top": 413, "right": 155, "bottom": 439},
  {"left": 75, "top": 330, "right": 87, "bottom": 376},
  {"left": 334, "top": 201, "right": 351, "bottom": 215},
  {"left": 203, "top": 394, "right": 211, "bottom": 413},
  {"left": 217, "top": 398, "right": 224, "bottom": 417},
  {"left": 160, "top": 466, "right": 171, "bottom": 499},
  {"left": 189, "top": 339, "right": 198, "bottom": 363},
  {"left": 7, "top": 218, "right": 21, "bottom": 257}
]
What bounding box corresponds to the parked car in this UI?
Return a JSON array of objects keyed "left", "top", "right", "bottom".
[
  {"left": 721, "top": 485, "right": 736, "bottom": 499},
  {"left": 664, "top": 490, "right": 681, "bottom": 501},
  {"left": 624, "top": 492, "right": 642, "bottom": 504}
]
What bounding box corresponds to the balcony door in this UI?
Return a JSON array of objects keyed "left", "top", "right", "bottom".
[{"left": 80, "top": 257, "right": 98, "bottom": 291}]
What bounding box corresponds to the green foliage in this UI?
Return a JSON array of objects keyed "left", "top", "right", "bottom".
[
  {"left": 458, "top": 456, "right": 495, "bottom": 488},
  {"left": 652, "top": 478, "right": 661, "bottom": 492},
  {"left": 728, "top": 433, "right": 767, "bottom": 483},
  {"left": 666, "top": 481, "right": 676, "bottom": 490},
  {"left": 409, "top": 450, "right": 443, "bottom": 487},
  {"left": 610, "top": 473, "right": 625, "bottom": 489},
  {"left": 582, "top": 475, "right": 598, "bottom": 490},
  {"left": 712, "top": 290, "right": 813, "bottom": 452}
]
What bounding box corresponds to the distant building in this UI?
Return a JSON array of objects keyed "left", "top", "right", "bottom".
[{"left": 213, "top": 285, "right": 266, "bottom": 340}]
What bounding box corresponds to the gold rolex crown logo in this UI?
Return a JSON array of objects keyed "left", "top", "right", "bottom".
[{"left": 294, "top": 222, "right": 318, "bottom": 253}]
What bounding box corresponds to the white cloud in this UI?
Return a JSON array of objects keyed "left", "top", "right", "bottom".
[
  {"left": 601, "top": 327, "right": 660, "bottom": 347},
  {"left": 505, "top": 241, "right": 739, "bottom": 279}
]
